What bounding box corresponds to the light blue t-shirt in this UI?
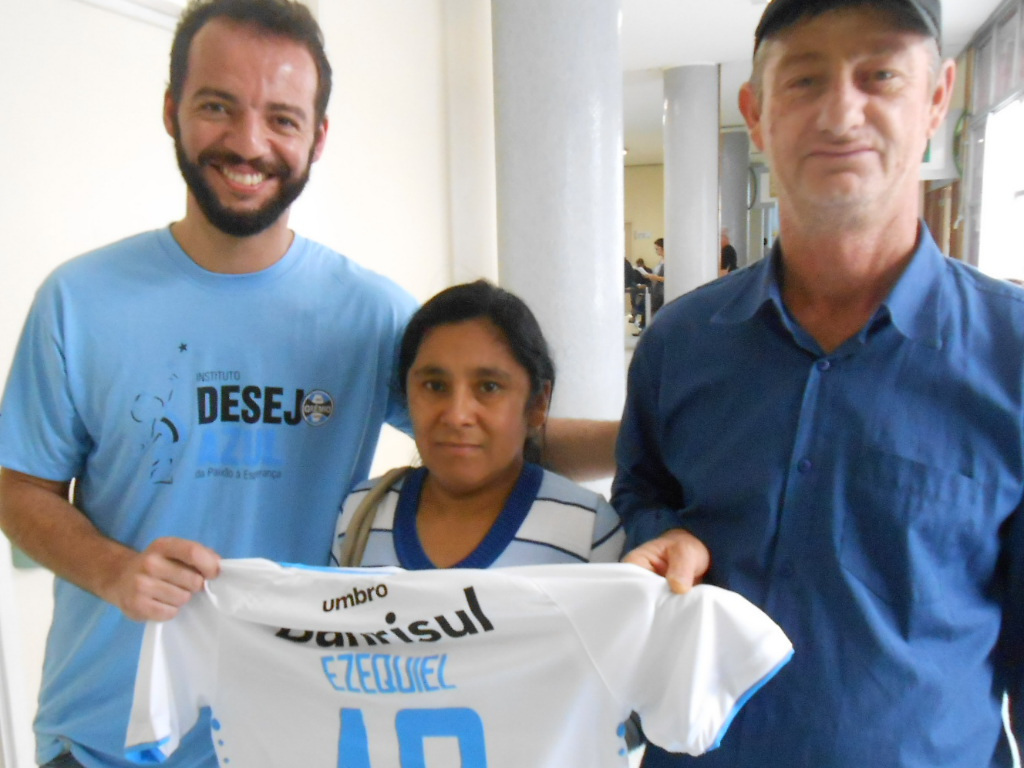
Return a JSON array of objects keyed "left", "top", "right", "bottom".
[{"left": 0, "top": 228, "right": 418, "bottom": 768}]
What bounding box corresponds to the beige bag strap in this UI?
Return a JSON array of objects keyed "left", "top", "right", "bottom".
[{"left": 338, "top": 465, "right": 413, "bottom": 567}]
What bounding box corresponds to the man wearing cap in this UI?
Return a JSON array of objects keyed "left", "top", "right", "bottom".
[{"left": 613, "top": 1, "right": 1024, "bottom": 766}]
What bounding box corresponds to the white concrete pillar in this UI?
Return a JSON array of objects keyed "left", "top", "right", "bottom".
[
  {"left": 720, "top": 130, "right": 750, "bottom": 267},
  {"left": 442, "top": 0, "right": 499, "bottom": 284},
  {"left": 491, "top": 0, "right": 624, "bottom": 420},
  {"left": 663, "top": 65, "right": 720, "bottom": 300}
]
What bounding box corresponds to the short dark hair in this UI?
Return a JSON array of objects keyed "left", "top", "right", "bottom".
[
  {"left": 170, "top": 0, "right": 332, "bottom": 123},
  {"left": 654, "top": 238, "right": 664, "bottom": 248},
  {"left": 398, "top": 281, "right": 555, "bottom": 464}
]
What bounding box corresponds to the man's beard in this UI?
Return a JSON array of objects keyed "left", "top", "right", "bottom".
[{"left": 173, "top": 123, "right": 314, "bottom": 238}]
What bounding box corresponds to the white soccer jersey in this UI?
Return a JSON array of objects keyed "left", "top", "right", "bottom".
[{"left": 125, "top": 559, "right": 792, "bottom": 767}]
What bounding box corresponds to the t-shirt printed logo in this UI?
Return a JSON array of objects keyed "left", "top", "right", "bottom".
[
  {"left": 301, "top": 390, "right": 335, "bottom": 426},
  {"left": 196, "top": 380, "right": 307, "bottom": 425},
  {"left": 134, "top": 362, "right": 338, "bottom": 483},
  {"left": 193, "top": 379, "right": 334, "bottom": 428},
  {"left": 130, "top": 377, "right": 183, "bottom": 485}
]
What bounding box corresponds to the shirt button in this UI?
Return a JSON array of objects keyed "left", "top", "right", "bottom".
[
  {"left": 817, "top": 359, "right": 831, "bottom": 371},
  {"left": 797, "top": 458, "right": 813, "bottom": 473}
]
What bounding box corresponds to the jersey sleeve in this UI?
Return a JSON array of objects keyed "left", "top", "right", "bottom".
[
  {"left": 629, "top": 583, "right": 793, "bottom": 754},
  {"left": 125, "top": 590, "right": 218, "bottom": 764},
  {"left": 0, "top": 275, "right": 89, "bottom": 480},
  {"left": 538, "top": 565, "right": 792, "bottom": 756}
]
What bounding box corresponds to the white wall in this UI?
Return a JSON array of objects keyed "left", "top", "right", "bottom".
[
  {"left": 0, "top": 2, "right": 461, "bottom": 764},
  {"left": 298, "top": 0, "right": 472, "bottom": 473},
  {"left": 624, "top": 164, "right": 665, "bottom": 267},
  {"left": 0, "top": 1, "right": 183, "bottom": 381},
  {"left": 1, "top": 4, "right": 181, "bottom": 762},
  {"left": 295, "top": 1, "right": 454, "bottom": 296}
]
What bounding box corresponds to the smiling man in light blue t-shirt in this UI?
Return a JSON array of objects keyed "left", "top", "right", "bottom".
[{"left": 0, "top": 3, "right": 418, "bottom": 767}]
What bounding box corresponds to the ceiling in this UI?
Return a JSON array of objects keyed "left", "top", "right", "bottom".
[{"left": 620, "top": 0, "right": 1007, "bottom": 165}]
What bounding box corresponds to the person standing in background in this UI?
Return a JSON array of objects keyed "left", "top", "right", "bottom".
[
  {"left": 649, "top": 238, "right": 666, "bottom": 315},
  {"left": 625, "top": 256, "right": 644, "bottom": 328},
  {"left": 633, "top": 258, "right": 654, "bottom": 330},
  {"left": 719, "top": 230, "right": 738, "bottom": 276}
]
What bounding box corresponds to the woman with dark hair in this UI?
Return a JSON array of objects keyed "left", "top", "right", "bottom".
[{"left": 330, "top": 280, "right": 624, "bottom": 569}]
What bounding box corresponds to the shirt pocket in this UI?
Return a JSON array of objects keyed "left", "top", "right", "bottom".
[{"left": 840, "top": 446, "right": 983, "bottom": 610}]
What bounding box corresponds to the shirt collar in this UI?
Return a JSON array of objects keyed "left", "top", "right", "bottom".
[
  {"left": 712, "top": 223, "right": 945, "bottom": 350},
  {"left": 880, "top": 223, "right": 944, "bottom": 349},
  {"left": 711, "top": 239, "right": 786, "bottom": 325}
]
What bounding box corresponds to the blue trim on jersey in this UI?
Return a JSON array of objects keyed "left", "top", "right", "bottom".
[
  {"left": 124, "top": 736, "right": 172, "bottom": 763},
  {"left": 394, "top": 463, "right": 544, "bottom": 569},
  {"left": 709, "top": 649, "right": 795, "bottom": 750}
]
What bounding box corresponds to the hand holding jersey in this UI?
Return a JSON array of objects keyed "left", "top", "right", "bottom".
[
  {"left": 0, "top": 473, "right": 220, "bottom": 623},
  {"left": 622, "top": 528, "right": 710, "bottom": 594},
  {"left": 110, "top": 537, "right": 221, "bottom": 623}
]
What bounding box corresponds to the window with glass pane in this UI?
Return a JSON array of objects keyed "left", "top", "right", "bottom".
[
  {"left": 978, "top": 99, "right": 1024, "bottom": 281},
  {"left": 974, "top": 35, "right": 995, "bottom": 113},
  {"left": 1019, "top": 0, "right": 1024, "bottom": 90},
  {"left": 994, "top": 7, "right": 1019, "bottom": 102}
]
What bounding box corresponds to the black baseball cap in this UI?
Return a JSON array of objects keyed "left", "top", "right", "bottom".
[{"left": 754, "top": 0, "right": 941, "bottom": 53}]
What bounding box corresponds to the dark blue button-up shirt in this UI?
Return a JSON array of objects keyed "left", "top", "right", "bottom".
[{"left": 613, "top": 226, "right": 1024, "bottom": 767}]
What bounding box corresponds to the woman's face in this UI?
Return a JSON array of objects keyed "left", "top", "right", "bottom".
[{"left": 406, "top": 318, "right": 549, "bottom": 497}]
